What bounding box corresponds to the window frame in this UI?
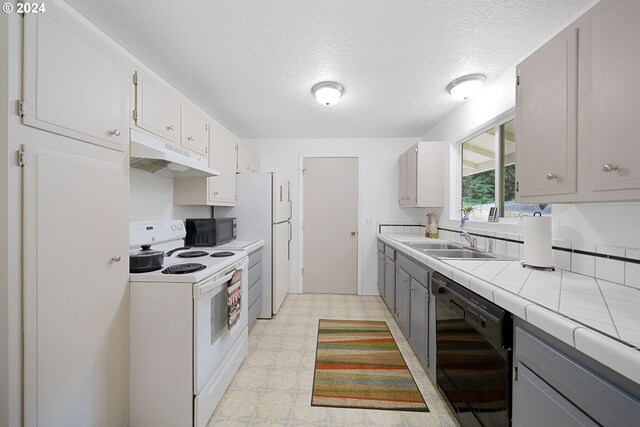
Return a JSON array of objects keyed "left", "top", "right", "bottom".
[{"left": 451, "top": 111, "right": 520, "bottom": 224}]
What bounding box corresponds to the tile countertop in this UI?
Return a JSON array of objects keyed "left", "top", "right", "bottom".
[{"left": 379, "top": 233, "right": 640, "bottom": 386}]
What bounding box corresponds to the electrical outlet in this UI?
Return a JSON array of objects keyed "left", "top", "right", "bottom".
[{"left": 364, "top": 218, "right": 374, "bottom": 226}]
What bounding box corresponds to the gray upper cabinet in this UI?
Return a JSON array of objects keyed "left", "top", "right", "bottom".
[
  {"left": 398, "top": 142, "right": 445, "bottom": 208},
  {"left": 516, "top": 0, "right": 640, "bottom": 203},
  {"left": 588, "top": 0, "right": 640, "bottom": 192},
  {"left": 23, "top": 5, "right": 129, "bottom": 152},
  {"left": 516, "top": 24, "right": 578, "bottom": 198}
]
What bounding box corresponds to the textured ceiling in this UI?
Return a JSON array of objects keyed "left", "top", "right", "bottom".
[{"left": 64, "top": 0, "right": 593, "bottom": 138}]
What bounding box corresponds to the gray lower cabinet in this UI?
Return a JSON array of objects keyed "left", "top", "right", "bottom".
[
  {"left": 377, "top": 249, "right": 385, "bottom": 298},
  {"left": 395, "top": 252, "right": 433, "bottom": 377},
  {"left": 514, "top": 321, "right": 640, "bottom": 426},
  {"left": 247, "top": 248, "right": 263, "bottom": 329},
  {"left": 409, "top": 277, "right": 429, "bottom": 369},
  {"left": 383, "top": 249, "right": 396, "bottom": 312},
  {"left": 395, "top": 266, "right": 411, "bottom": 336}
]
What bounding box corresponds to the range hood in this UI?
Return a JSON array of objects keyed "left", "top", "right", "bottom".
[{"left": 130, "top": 129, "right": 220, "bottom": 178}]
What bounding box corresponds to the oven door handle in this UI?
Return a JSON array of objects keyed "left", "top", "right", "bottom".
[{"left": 193, "top": 271, "right": 235, "bottom": 299}]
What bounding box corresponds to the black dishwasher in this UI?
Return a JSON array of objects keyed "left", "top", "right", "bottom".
[{"left": 431, "top": 272, "right": 512, "bottom": 427}]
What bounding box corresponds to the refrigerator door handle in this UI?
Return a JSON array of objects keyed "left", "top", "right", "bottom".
[
  {"left": 287, "top": 221, "right": 292, "bottom": 260},
  {"left": 288, "top": 199, "right": 292, "bottom": 221}
]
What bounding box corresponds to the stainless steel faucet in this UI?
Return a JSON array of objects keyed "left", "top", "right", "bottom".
[{"left": 460, "top": 229, "right": 477, "bottom": 249}]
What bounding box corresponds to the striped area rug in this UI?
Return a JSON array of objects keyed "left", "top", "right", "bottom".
[{"left": 311, "top": 319, "right": 429, "bottom": 411}]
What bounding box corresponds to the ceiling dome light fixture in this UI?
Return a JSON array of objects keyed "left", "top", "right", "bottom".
[
  {"left": 312, "top": 81, "right": 344, "bottom": 106},
  {"left": 446, "top": 74, "right": 487, "bottom": 100}
]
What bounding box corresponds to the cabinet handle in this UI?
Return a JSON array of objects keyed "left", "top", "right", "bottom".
[
  {"left": 546, "top": 173, "right": 557, "bottom": 180},
  {"left": 167, "top": 125, "right": 175, "bottom": 131},
  {"left": 602, "top": 164, "right": 618, "bottom": 173},
  {"left": 187, "top": 136, "right": 194, "bottom": 141},
  {"left": 110, "top": 255, "right": 122, "bottom": 263},
  {"left": 109, "top": 129, "right": 120, "bottom": 137},
  {"left": 214, "top": 192, "right": 219, "bottom": 196}
]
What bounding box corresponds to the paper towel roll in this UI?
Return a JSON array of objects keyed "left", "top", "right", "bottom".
[{"left": 523, "top": 216, "right": 553, "bottom": 268}]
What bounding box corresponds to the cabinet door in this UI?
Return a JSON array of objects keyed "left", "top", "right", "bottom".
[
  {"left": 208, "top": 122, "right": 237, "bottom": 205},
  {"left": 590, "top": 0, "right": 640, "bottom": 191},
  {"left": 395, "top": 267, "right": 411, "bottom": 336},
  {"left": 410, "top": 278, "right": 429, "bottom": 367},
  {"left": 384, "top": 257, "right": 396, "bottom": 312},
  {"left": 406, "top": 145, "right": 418, "bottom": 205},
  {"left": 181, "top": 103, "right": 209, "bottom": 156},
  {"left": 399, "top": 152, "right": 407, "bottom": 205},
  {"left": 23, "top": 7, "right": 129, "bottom": 152},
  {"left": 23, "top": 145, "right": 129, "bottom": 427},
  {"left": 237, "top": 143, "right": 252, "bottom": 173},
  {"left": 134, "top": 71, "right": 181, "bottom": 144},
  {"left": 516, "top": 26, "right": 578, "bottom": 198},
  {"left": 513, "top": 364, "right": 597, "bottom": 427},
  {"left": 377, "top": 251, "right": 385, "bottom": 297},
  {"left": 250, "top": 151, "right": 261, "bottom": 173}
]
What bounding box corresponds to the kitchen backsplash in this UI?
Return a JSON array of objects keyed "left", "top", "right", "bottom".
[{"left": 378, "top": 223, "right": 640, "bottom": 290}]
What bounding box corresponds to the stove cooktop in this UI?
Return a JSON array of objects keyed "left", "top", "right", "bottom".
[
  {"left": 162, "top": 263, "right": 207, "bottom": 275},
  {"left": 177, "top": 251, "right": 209, "bottom": 258}
]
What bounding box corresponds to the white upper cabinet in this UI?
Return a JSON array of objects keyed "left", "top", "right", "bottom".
[
  {"left": 236, "top": 142, "right": 260, "bottom": 174},
  {"left": 236, "top": 142, "right": 252, "bottom": 173},
  {"left": 174, "top": 121, "right": 238, "bottom": 206},
  {"left": 516, "top": 25, "right": 578, "bottom": 198},
  {"left": 22, "top": 6, "right": 129, "bottom": 151},
  {"left": 589, "top": 0, "right": 640, "bottom": 192},
  {"left": 399, "top": 152, "right": 408, "bottom": 205},
  {"left": 516, "top": 0, "right": 640, "bottom": 203},
  {"left": 181, "top": 103, "right": 209, "bottom": 157},
  {"left": 406, "top": 145, "right": 418, "bottom": 205},
  {"left": 208, "top": 123, "right": 237, "bottom": 205},
  {"left": 134, "top": 70, "right": 181, "bottom": 145},
  {"left": 398, "top": 142, "right": 444, "bottom": 208}
]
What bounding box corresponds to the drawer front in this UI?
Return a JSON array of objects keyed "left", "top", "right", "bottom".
[
  {"left": 248, "top": 248, "right": 263, "bottom": 269},
  {"left": 249, "top": 296, "right": 262, "bottom": 329},
  {"left": 248, "top": 260, "right": 262, "bottom": 287},
  {"left": 515, "top": 326, "right": 640, "bottom": 426},
  {"left": 384, "top": 245, "right": 395, "bottom": 260},
  {"left": 397, "top": 252, "right": 431, "bottom": 284},
  {"left": 248, "top": 278, "right": 262, "bottom": 307}
]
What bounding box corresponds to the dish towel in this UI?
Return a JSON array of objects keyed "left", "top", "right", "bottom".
[{"left": 227, "top": 269, "right": 242, "bottom": 329}]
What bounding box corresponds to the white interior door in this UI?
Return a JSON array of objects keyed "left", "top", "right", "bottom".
[
  {"left": 303, "top": 157, "right": 358, "bottom": 295},
  {"left": 23, "top": 145, "right": 129, "bottom": 427}
]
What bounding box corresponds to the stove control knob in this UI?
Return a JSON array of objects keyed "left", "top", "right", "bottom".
[
  {"left": 171, "top": 224, "right": 177, "bottom": 231},
  {"left": 178, "top": 224, "right": 183, "bottom": 231}
]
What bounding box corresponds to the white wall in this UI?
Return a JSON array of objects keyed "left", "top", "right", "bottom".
[
  {"left": 243, "top": 138, "right": 435, "bottom": 296},
  {"left": 130, "top": 168, "right": 211, "bottom": 221}
]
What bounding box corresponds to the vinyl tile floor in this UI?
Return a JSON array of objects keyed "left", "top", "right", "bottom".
[{"left": 207, "top": 294, "right": 458, "bottom": 427}]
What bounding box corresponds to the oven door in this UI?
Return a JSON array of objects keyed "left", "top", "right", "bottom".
[{"left": 193, "top": 259, "right": 248, "bottom": 394}]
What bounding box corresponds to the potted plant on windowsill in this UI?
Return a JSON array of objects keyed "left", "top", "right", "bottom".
[{"left": 461, "top": 205, "right": 475, "bottom": 220}]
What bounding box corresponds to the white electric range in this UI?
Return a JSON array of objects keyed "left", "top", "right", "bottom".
[{"left": 129, "top": 220, "right": 249, "bottom": 427}]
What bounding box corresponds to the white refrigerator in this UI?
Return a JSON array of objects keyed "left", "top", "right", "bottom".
[{"left": 231, "top": 173, "right": 291, "bottom": 319}]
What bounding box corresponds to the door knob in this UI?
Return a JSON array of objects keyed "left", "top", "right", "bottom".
[{"left": 351, "top": 231, "right": 357, "bottom": 236}]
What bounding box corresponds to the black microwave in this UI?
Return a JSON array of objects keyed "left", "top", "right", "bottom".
[{"left": 185, "top": 218, "right": 237, "bottom": 247}]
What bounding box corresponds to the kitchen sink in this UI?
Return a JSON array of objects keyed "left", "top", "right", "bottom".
[
  {"left": 404, "top": 242, "right": 463, "bottom": 250},
  {"left": 422, "top": 249, "right": 513, "bottom": 260}
]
